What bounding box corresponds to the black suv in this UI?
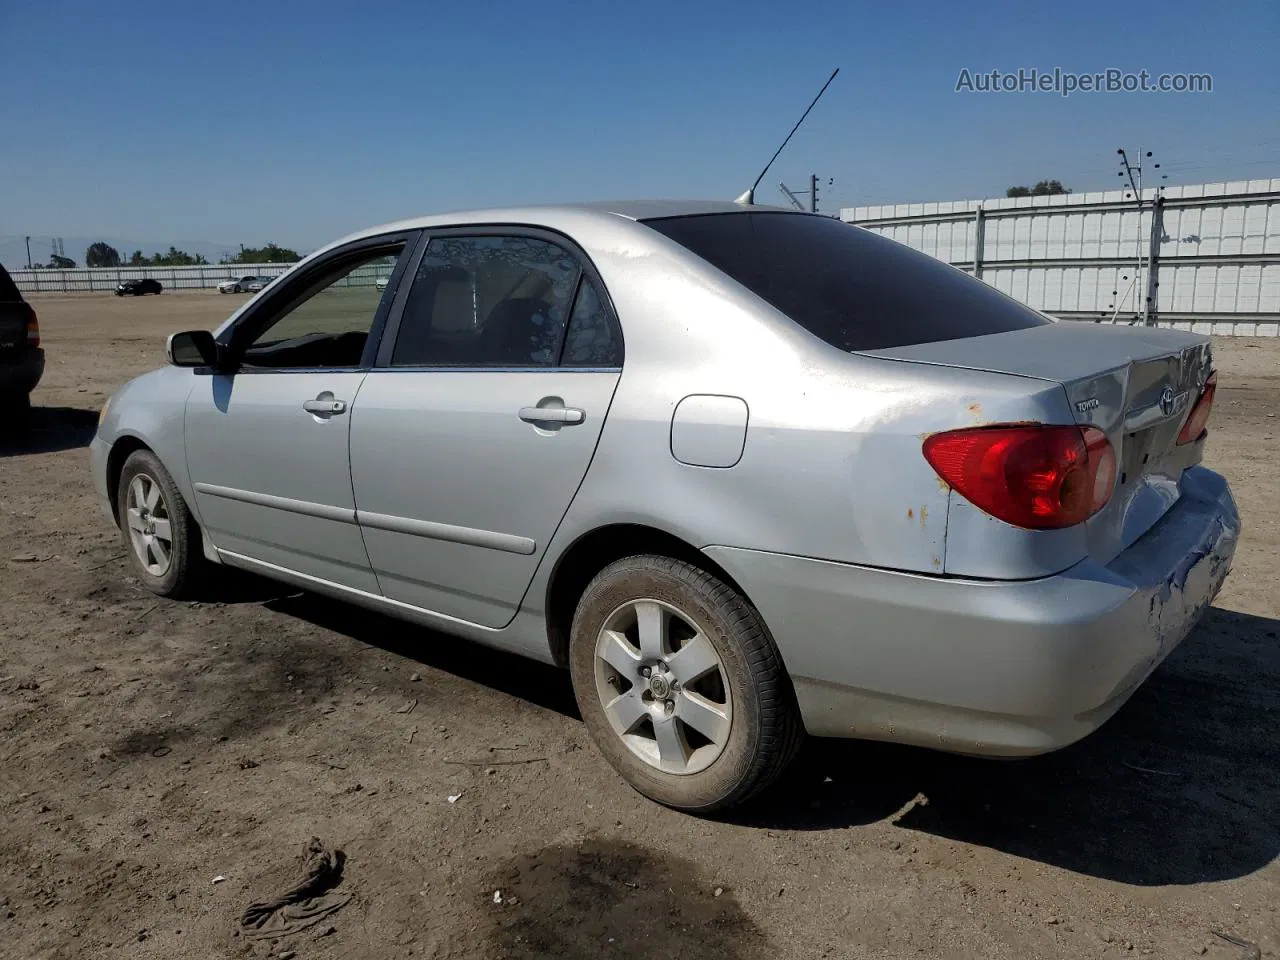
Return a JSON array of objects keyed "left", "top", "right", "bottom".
[
  {"left": 0, "top": 263, "right": 43, "bottom": 417},
  {"left": 115, "top": 278, "right": 163, "bottom": 296}
]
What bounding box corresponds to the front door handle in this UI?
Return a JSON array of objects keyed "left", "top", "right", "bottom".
[
  {"left": 303, "top": 397, "right": 347, "bottom": 416},
  {"left": 519, "top": 405, "right": 584, "bottom": 425}
]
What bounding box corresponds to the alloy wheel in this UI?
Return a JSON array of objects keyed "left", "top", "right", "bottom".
[
  {"left": 593, "top": 598, "right": 732, "bottom": 775},
  {"left": 125, "top": 473, "right": 173, "bottom": 577}
]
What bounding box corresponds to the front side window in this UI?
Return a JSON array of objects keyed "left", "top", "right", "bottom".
[
  {"left": 240, "top": 248, "right": 403, "bottom": 369},
  {"left": 391, "top": 235, "right": 581, "bottom": 367},
  {"left": 643, "top": 212, "right": 1051, "bottom": 352}
]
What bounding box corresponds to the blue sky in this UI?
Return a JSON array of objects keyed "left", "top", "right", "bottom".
[{"left": 1, "top": 0, "right": 1276, "bottom": 261}]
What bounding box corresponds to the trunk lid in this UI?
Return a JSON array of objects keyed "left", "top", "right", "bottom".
[{"left": 864, "top": 322, "right": 1214, "bottom": 565}]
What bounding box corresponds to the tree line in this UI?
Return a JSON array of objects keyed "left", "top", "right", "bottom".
[
  {"left": 1005, "top": 179, "right": 1070, "bottom": 198},
  {"left": 80, "top": 241, "right": 301, "bottom": 269}
]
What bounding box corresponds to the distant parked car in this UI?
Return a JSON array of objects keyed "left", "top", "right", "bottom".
[
  {"left": 115, "top": 278, "right": 163, "bottom": 297},
  {"left": 244, "top": 277, "right": 276, "bottom": 293},
  {"left": 0, "top": 261, "right": 43, "bottom": 419},
  {"left": 217, "top": 276, "right": 267, "bottom": 295},
  {"left": 375, "top": 276, "right": 391, "bottom": 292}
]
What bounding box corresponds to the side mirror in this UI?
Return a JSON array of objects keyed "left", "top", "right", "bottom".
[{"left": 166, "top": 330, "right": 220, "bottom": 368}]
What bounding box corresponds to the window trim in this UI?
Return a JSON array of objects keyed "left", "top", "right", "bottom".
[
  {"left": 374, "top": 224, "right": 624, "bottom": 372},
  {"left": 215, "top": 230, "right": 423, "bottom": 375}
]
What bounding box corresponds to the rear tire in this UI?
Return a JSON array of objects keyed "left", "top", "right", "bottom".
[
  {"left": 568, "top": 555, "right": 803, "bottom": 813},
  {"left": 116, "top": 449, "right": 205, "bottom": 598}
]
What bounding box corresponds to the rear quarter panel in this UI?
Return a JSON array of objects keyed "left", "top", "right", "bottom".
[{"left": 529, "top": 216, "right": 1079, "bottom": 583}]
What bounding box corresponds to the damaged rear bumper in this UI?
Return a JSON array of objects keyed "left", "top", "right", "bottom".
[
  {"left": 703, "top": 465, "right": 1240, "bottom": 756},
  {"left": 1100, "top": 466, "right": 1239, "bottom": 704}
]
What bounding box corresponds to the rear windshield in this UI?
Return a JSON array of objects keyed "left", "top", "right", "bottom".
[
  {"left": 642, "top": 212, "right": 1050, "bottom": 352},
  {"left": 0, "top": 263, "right": 23, "bottom": 302}
]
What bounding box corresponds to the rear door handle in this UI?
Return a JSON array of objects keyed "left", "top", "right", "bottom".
[
  {"left": 519, "top": 406, "right": 584, "bottom": 425},
  {"left": 303, "top": 398, "right": 347, "bottom": 415}
]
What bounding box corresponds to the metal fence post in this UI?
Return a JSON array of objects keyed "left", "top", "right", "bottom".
[
  {"left": 1144, "top": 191, "right": 1163, "bottom": 327},
  {"left": 972, "top": 205, "right": 986, "bottom": 281}
]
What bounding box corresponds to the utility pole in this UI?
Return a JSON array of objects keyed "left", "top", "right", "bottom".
[
  {"left": 1117, "top": 148, "right": 1168, "bottom": 325},
  {"left": 1145, "top": 188, "right": 1164, "bottom": 328},
  {"left": 806, "top": 174, "right": 835, "bottom": 214},
  {"left": 25, "top": 236, "right": 32, "bottom": 269}
]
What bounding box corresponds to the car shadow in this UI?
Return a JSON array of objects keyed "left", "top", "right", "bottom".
[
  {"left": 733, "top": 606, "right": 1280, "bottom": 887},
  {"left": 262, "top": 591, "right": 581, "bottom": 721},
  {"left": 241, "top": 584, "right": 1277, "bottom": 887},
  {"left": 0, "top": 406, "right": 99, "bottom": 456}
]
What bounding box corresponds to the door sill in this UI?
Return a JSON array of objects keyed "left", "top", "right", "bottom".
[{"left": 217, "top": 549, "right": 502, "bottom": 634}]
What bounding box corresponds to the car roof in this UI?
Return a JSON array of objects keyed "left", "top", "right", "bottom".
[{"left": 318, "top": 199, "right": 796, "bottom": 254}]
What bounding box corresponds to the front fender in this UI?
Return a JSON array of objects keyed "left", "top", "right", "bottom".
[{"left": 96, "top": 367, "right": 200, "bottom": 524}]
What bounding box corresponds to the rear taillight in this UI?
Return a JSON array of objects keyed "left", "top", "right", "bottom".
[
  {"left": 23, "top": 304, "right": 39, "bottom": 347},
  {"left": 923, "top": 423, "right": 1116, "bottom": 531},
  {"left": 1176, "top": 372, "right": 1216, "bottom": 445}
]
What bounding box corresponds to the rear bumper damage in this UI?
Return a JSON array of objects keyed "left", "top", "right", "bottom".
[{"left": 704, "top": 465, "right": 1240, "bottom": 756}]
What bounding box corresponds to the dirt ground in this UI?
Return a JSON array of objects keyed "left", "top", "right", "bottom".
[{"left": 2, "top": 292, "right": 1277, "bottom": 960}]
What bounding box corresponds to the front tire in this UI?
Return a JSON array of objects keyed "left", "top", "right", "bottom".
[
  {"left": 568, "top": 555, "right": 803, "bottom": 813},
  {"left": 116, "top": 449, "right": 205, "bottom": 598}
]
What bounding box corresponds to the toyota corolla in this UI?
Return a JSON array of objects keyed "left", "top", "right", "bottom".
[{"left": 89, "top": 201, "right": 1239, "bottom": 812}]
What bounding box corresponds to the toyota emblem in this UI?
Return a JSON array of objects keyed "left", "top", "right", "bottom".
[{"left": 1159, "top": 386, "right": 1176, "bottom": 416}]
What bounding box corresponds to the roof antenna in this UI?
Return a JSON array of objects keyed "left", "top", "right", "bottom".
[{"left": 735, "top": 68, "right": 840, "bottom": 206}]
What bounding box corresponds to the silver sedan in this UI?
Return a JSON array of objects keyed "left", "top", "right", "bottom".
[
  {"left": 216, "top": 276, "right": 265, "bottom": 294},
  {"left": 89, "top": 200, "right": 1240, "bottom": 812}
]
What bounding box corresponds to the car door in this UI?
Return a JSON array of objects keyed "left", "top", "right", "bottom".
[
  {"left": 349, "top": 229, "right": 624, "bottom": 628},
  {"left": 184, "top": 234, "right": 417, "bottom": 592}
]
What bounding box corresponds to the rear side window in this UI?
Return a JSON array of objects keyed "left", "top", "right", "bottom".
[
  {"left": 560, "top": 277, "right": 622, "bottom": 367},
  {"left": 0, "top": 264, "right": 23, "bottom": 302},
  {"left": 643, "top": 212, "right": 1050, "bottom": 352}
]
